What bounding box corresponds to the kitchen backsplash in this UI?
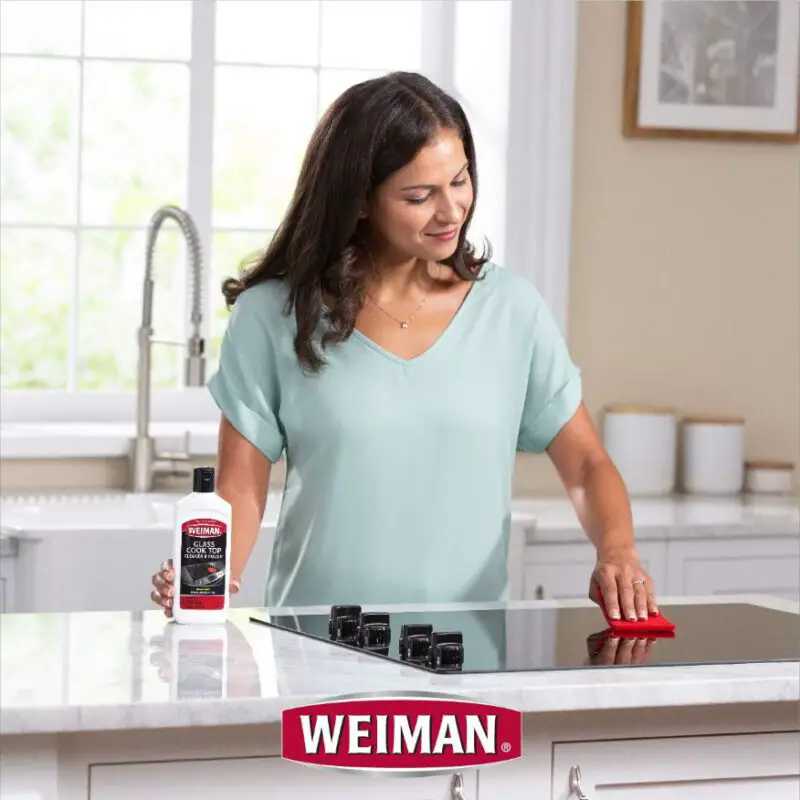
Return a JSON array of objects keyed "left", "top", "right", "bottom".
[{"left": 0, "top": 452, "right": 566, "bottom": 496}]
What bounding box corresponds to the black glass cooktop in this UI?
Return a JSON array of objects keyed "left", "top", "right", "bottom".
[{"left": 249, "top": 603, "right": 800, "bottom": 674}]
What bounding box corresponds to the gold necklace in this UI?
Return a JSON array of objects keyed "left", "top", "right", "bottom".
[
  {"left": 366, "top": 293, "right": 428, "bottom": 329},
  {"left": 364, "top": 263, "right": 438, "bottom": 330}
]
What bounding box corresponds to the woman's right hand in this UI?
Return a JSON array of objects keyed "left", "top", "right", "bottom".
[
  {"left": 150, "top": 559, "right": 242, "bottom": 618},
  {"left": 151, "top": 559, "right": 176, "bottom": 618}
]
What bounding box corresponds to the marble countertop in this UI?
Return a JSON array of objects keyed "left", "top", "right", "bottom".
[
  {"left": 522, "top": 494, "right": 799, "bottom": 543},
  {"left": 2, "top": 595, "right": 797, "bottom": 736}
]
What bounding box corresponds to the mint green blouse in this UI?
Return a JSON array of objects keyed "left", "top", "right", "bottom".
[{"left": 207, "top": 262, "right": 582, "bottom": 608}]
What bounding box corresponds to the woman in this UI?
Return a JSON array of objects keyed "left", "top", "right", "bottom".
[{"left": 151, "top": 71, "right": 658, "bottom": 624}]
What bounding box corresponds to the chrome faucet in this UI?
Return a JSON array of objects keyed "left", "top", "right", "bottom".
[{"left": 130, "top": 205, "right": 206, "bottom": 493}]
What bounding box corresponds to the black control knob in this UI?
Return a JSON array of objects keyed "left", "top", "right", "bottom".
[
  {"left": 399, "top": 623, "right": 433, "bottom": 662},
  {"left": 427, "top": 631, "right": 464, "bottom": 672},
  {"left": 358, "top": 612, "right": 391, "bottom": 650},
  {"left": 329, "top": 605, "right": 361, "bottom": 644}
]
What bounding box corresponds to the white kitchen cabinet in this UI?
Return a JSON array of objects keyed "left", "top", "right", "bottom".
[
  {"left": 0, "top": 533, "right": 20, "bottom": 613},
  {"left": 89, "top": 757, "right": 473, "bottom": 800},
  {"left": 14, "top": 529, "right": 172, "bottom": 614},
  {"left": 550, "top": 731, "right": 800, "bottom": 799},
  {"left": 522, "top": 541, "right": 669, "bottom": 601},
  {"left": 667, "top": 537, "right": 800, "bottom": 603},
  {"left": 523, "top": 535, "right": 800, "bottom": 604},
  {"left": 7, "top": 525, "right": 275, "bottom": 615}
]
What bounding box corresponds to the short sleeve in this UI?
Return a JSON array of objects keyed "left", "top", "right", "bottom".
[
  {"left": 516, "top": 292, "right": 582, "bottom": 453},
  {"left": 206, "top": 288, "right": 286, "bottom": 462}
]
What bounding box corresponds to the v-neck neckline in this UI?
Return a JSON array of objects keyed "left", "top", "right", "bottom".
[{"left": 349, "top": 261, "right": 494, "bottom": 367}]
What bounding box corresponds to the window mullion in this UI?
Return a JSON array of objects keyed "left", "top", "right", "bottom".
[
  {"left": 314, "top": 0, "right": 323, "bottom": 115},
  {"left": 70, "top": 0, "right": 88, "bottom": 394},
  {"left": 187, "top": 0, "right": 216, "bottom": 378},
  {"left": 421, "top": 0, "right": 456, "bottom": 93},
  {"left": 505, "top": 0, "right": 577, "bottom": 336}
]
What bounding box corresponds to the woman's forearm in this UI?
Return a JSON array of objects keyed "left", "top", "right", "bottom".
[
  {"left": 214, "top": 414, "right": 273, "bottom": 586},
  {"left": 547, "top": 407, "right": 656, "bottom": 619},
  {"left": 567, "top": 456, "right": 636, "bottom": 555},
  {"left": 217, "top": 481, "right": 267, "bottom": 582}
]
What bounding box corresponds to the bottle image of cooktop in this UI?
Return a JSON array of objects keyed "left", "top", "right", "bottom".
[{"left": 173, "top": 466, "right": 232, "bottom": 625}]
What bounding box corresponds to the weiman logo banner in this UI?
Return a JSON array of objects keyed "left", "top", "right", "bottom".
[{"left": 281, "top": 691, "right": 522, "bottom": 774}]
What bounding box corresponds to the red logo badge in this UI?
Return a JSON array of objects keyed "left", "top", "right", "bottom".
[{"left": 281, "top": 692, "right": 522, "bottom": 773}]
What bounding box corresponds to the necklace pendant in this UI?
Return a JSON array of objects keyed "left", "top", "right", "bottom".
[{"left": 400, "top": 321, "right": 409, "bottom": 329}]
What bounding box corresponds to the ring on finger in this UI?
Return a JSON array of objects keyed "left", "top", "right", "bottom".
[{"left": 632, "top": 577, "right": 647, "bottom": 586}]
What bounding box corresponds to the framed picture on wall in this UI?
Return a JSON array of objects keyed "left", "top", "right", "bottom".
[{"left": 623, "top": 0, "right": 800, "bottom": 142}]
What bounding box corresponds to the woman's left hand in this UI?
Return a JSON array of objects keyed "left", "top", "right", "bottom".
[{"left": 589, "top": 545, "right": 659, "bottom": 621}]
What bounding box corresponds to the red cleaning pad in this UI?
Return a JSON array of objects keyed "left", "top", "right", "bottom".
[{"left": 595, "top": 587, "right": 676, "bottom": 634}]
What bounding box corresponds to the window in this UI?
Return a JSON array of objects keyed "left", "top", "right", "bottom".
[
  {"left": 1, "top": 0, "right": 195, "bottom": 394},
  {"left": 1, "top": 0, "right": 574, "bottom": 426},
  {"left": 1, "top": 0, "right": 426, "bottom": 398},
  {"left": 207, "top": 0, "right": 425, "bottom": 376}
]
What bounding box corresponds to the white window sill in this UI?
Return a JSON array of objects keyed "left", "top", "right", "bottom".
[{"left": 0, "top": 422, "right": 220, "bottom": 460}]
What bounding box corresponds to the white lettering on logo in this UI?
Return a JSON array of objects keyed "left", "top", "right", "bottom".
[
  {"left": 299, "top": 715, "right": 344, "bottom": 754},
  {"left": 393, "top": 715, "right": 431, "bottom": 754},
  {"left": 349, "top": 715, "right": 372, "bottom": 754},
  {"left": 467, "top": 715, "right": 496, "bottom": 754},
  {"left": 433, "top": 716, "right": 463, "bottom": 754},
  {"left": 374, "top": 715, "right": 389, "bottom": 755}
]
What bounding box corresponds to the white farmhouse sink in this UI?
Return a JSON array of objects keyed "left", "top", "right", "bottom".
[{"left": 0, "top": 491, "right": 285, "bottom": 534}]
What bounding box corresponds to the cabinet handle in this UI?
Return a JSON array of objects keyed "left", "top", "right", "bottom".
[
  {"left": 535, "top": 584, "right": 545, "bottom": 600},
  {"left": 569, "top": 765, "right": 591, "bottom": 799},
  {"left": 450, "top": 772, "right": 466, "bottom": 799}
]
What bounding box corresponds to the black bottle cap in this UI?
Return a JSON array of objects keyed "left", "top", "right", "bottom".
[{"left": 193, "top": 466, "right": 215, "bottom": 493}]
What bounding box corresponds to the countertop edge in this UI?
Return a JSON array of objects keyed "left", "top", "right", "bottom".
[
  {"left": 526, "top": 522, "right": 800, "bottom": 543},
  {"left": 3, "top": 668, "right": 798, "bottom": 737},
  {"left": 0, "top": 426, "right": 219, "bottom": 460}
]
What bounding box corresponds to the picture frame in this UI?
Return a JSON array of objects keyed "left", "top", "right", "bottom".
[{"left": 623, "top": 0, "right": 800, "bottom": 142}]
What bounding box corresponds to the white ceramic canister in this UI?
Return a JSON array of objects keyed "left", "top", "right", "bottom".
[
  {"left": 681, "top": 416, "right": 745, "bottom": 495},
  {"left": 602, "top": 405, "right": 678, "bottom": 496},
  {"left": 744, "top": 460, "right": 795, "bottom": 495}
]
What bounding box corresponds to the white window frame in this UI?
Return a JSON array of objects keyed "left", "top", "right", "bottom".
[{"left": 1, "top": 0, "right": 577, "bottom": 427}]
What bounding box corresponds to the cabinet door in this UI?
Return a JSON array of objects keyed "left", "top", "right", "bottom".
[
  {"left": 0, "top": 561, "right": 17, "bottom": 614},
  {"left": 523, "top": 542, "right": 668, "bottom": 601},
  {"left": 16, "top": 529, "right": 172, "bottom": 613},
  {"left": 667, "top": 537, "right": 800, "bottom": 602},
  {"left": 551, "top": 731, "right": 799, "bottom": 799},
  {"left": 89, "top": 757, "right": 475, "bottom": 800}
]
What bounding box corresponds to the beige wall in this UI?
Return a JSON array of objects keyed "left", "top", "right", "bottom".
[
  {"left": 2, "top": 1, "right": 798, "bottom": 496},
  {"left": 568, "top": 1, "right": 799, "bottom": 484}
]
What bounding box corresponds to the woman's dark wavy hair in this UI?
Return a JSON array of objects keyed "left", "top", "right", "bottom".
[{"left": 222, "top": 71, "right": 490, "bottom": 374}]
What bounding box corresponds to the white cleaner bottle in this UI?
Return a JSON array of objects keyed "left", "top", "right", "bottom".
[{"left": 172, "top": 466, "right": 232, "bottom": 625}]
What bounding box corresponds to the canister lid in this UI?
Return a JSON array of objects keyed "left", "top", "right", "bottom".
[
  {"left": 604, "top": 404, "right": 676, "bottom": 415},
  {"left": 682, "top": 415, "right": 745, "bottom": 425},
  {"left": 745, "top": 460, "right": 794, "bottom": 471}
]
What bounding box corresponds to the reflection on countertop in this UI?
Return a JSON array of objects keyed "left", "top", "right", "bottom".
[{"left": 1, "top": 595, "right": 797, "bottom": 736}]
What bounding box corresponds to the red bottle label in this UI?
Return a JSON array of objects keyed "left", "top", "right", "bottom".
[{"left": 178, "top": 518, "right": 227, "bottom": 610}]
